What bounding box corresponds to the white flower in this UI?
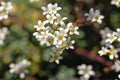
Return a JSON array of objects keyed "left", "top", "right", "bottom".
[
  {"left": 67, "top": 22, "right": 79, "bottom": 35},
  {"left": 48, "top": 3, "right": 62, "bottom": 14},
  {"left": 100, "top": 27, "right": 113, "bottom": 45},
  {"left": 92, "top": 10, "right": 104, "bottom": 24},
  {"left": 46, "top": 14, "right": 56, "bottom": 24},
  {"left": 1, "top": 2, "right": 13, "bottom": 13},
  {"left": 0, "top": 27, "right": 9, "bottom": 45},
  {"left": 99, "top": 45, "right": 118, "bottom": 60},
  {"left": 108, "top": 45, "right": 118, "bottom": 60},
  {"left": 9, "top": 63, "right": 18, "bottom": 73},
  {"left": 112, "top": 60, "right": 120, "bottom": 72},
  {"left": 58, "top": 25, "right": 69, "bottom": 36},
  {"left": 100, "top": 27, "right": 113, "bottom": 39},
  {"left": 54, "top": 31, "right": 67, "bottom": 45},
  {"left": 41, "top": 3, "right": 62, "bottom": 15},
  {"left": 19, "top": 59, "right": 31, "bottom": 67},
  {"left": 41, "top": 5, "right": 51, "bottom": 15},
  {"left": 118, "top": 74, "right": 120, "bottom": 79},
  {"left": 40, "top": 30, "right": 51, "bottom": 46},
  {"left": 77, "top": 64, "right": 95, "bottom": 79},
  {"left": 34, "top": 20, "right": 48, "bottom": 31},
  {"left": 105, "top": 32, "right": 117, "bottom": 43},
  {"left": 54, "top": 13, "right": 67, "bottom": 25},
  {"left": 49, "top": 49, "right": 63, "bottom": 64},
  {"left": 85, "top": 8, "right": 104, "bottom": 24},
  {"left": 65, "top": 37, "right": 75, "bottom": 49},
  {"left": 85, "top": 8, "right": 94, "bottom": 21},
  {"left": 52, "top": 47, "right": 64, "bottom": 54},
  {"left": 111, "top": 0, "right": 120, "bottom": 7},
  {"left": 98, "top": 47, "right": 109, "bottom": 56},
  {"left": 0, "top": 1, "right": 13, "bottom": 20},
  {"left": 9, "top": 59, "right": 31, "bottom": 79}
]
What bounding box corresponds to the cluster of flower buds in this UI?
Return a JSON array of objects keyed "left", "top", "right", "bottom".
[
  {"left": 9, "top": 59, "right": 31, "bottom": 79},
  {"left": 0, "top": 27, "right": 9, "bottom": 45},
  {"left": 85, "top": 8, "right": 104, "bottom": 24},
  {"left": 33, "top": 3, "right": 79, "bottom": 64},
  {"left": 98, "top": 28, "right": 120, "bottom": 60},
  {"left": 77, "top": 64, "right": 95, "bottom": 80},
  {"left": 0, "top": 1, "right": 13, "bottom": 20}
]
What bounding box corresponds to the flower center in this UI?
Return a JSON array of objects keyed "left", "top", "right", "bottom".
[
  {"left": 58, "top": 36, "right": 63, "bottom": 40},
  {"left": 94, "top": 15, "right": 99, "bottom": 20},
  {"left": 84, "top": 69, "right": 89, "bottom": 74},
  {"left": 109, "top": 49, "right": 116, "bottom": 55},
  {"left": 53, "top": 54, "right": 58, "bottom": 60}
]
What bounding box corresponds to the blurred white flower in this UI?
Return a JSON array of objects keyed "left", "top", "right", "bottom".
[
  {"left": 98, "top": 47, "right": 109, "bottom": 56},
  {"left": 112, "top": 60, "right": 120, "bottom": 72},
  {"left": 100, "top": 27, "right": 113, "bottom": 39},
  {"left": 0, "top": 27, "right": 9, "bottom": 45},
  {"left": 100, "top": 27, "right": 113, "bottom": 45},
  {"left": 9, "top": 59, "right": 31, "bottom": 79},
  {"left": 41, "top": 3, "right": 62, "bottom": 15},
  {"left": 54, "top": 13, "right": 67, "bottom": 25},
  {"left": 54, "top": 31, "right": 67, "bottom": 45},
  {"left": 77, "top": 64, "right": 95, "bottom": 79},
  {"left": 108, "top": 45, "right": 118, "bottom": 60},
  {"left": 48, "top": 3, "right": 62, "bottom": 14},
  {"left": 34, "top": 20, "right": 48, "bottom": 31},
  {"left": 0, "top": 1, "right": 13, "bottom": 20},
  {"left": 85, "top": 8, "right": 94, "bottom": 21},
  {"left": 67, "top": 22, "right": 79, "bottom": 35},
  {"left": 65, "top": 37, "right": 75, "bottom": 49},
  {"left": 46, "top": 14, "right": 56, "bottom": 24},
  {"left": 100, "top": 27, "right": 113, "bottom": 46},
  {"left": 98, "top": 45, "right": 118, "bottom": 60},
  {"left": 49, "top": 48, "right": 63, "bottom": 64},
  {"left": 85, "top": 8, "right": 104, "bottom": 24},
  {"left": 118, "top": 74, "right": 120, "bottom": 79},
  {"left": 92, "top": 10, "right": 104, "bottom": 24},
  {"left": 111, "top": 0, "right": 120, "bottom": 7},
  {"left": 105, "top": 32, "right": 117, "bottom": 43}
]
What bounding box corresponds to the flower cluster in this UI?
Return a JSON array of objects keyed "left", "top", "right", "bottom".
[
  {"left": 85, "top": 8, "right": 104, "bottom": 24},
  {"left": 33, "top": 3, "right": 79, "bottom": 64},
  {"left": 98, "top": 28, "right": 120, "bottom": 60},
  {"left": 111, "top": 0, "right": 120, "bottom": 7},
  {"left": 0, "top": 27, "right": 9, "bottom": 45},
  {"left": 77, "top": 64, "right": 95, "bottom": 80},
  {"left": 0, "top": 1, "right": 13, "bottom": 20},
  {"left": 9, "top": 59, "right": 31, "bottom": 79}
]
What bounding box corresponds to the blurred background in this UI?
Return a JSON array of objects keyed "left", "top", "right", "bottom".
[{"left": 0, "top": 0, "right": 120, "bottom": 80}]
